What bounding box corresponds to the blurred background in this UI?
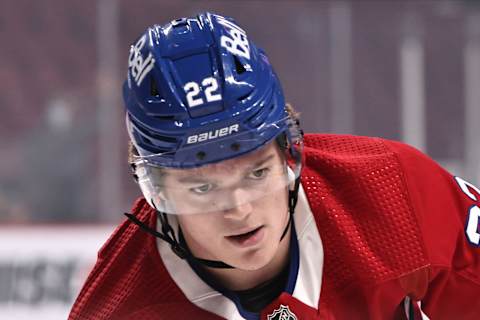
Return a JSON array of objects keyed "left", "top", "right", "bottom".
[{"left": 0, "top": 0, "right": 479, "bottom": 318}]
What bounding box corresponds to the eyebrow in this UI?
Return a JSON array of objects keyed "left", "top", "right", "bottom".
[{"left": 175, "top": 154, "right": 275, "bottom": 184}]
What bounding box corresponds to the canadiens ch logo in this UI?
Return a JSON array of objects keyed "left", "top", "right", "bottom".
[{"left": 267, "top": 304, "right": 297, "bottom": 320}]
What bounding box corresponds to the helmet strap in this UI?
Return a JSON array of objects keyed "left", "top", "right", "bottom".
[
  {"left": 125, "top": 204, "right": 234, "bottom": 268},
  {"left": 280, "top": 175, "right": 301, "bottom": 241}
]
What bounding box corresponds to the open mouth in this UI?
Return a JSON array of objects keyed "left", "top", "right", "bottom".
[{"left": 226, "top": 226, "right": 265, "bottom": 247}]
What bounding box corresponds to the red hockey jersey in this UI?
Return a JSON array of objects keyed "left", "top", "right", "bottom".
[{"left": 69, "top": 134, "right": 480, "bottom": 319}]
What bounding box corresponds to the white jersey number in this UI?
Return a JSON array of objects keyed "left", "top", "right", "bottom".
[
  {"left": 455, "top": 176, "right": 480, "bottom": 246},
  {"left": 184, "top": 77, "right": 222, "bottom": 108}
]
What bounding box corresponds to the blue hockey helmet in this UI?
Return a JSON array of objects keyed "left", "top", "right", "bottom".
[{"left": 124, "top": 12, "right": 303, "bottom": 214}]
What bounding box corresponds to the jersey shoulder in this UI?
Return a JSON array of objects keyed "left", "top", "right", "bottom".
[
  {"left": 302, "top": 134, "right": 429, "bottom": 290},
  {"left": 384, "top": 139, "right": 480, "bottom": 264},
  {"left": 69, "top": 198, "right": 191, "bottom": 319},
  {"left": 302, "top": 133, "right": 479, "bottom": 294}
]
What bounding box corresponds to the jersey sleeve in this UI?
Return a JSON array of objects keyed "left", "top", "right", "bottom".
[{"left": 385, "top": 140, "right": 480, "bottom": 319}]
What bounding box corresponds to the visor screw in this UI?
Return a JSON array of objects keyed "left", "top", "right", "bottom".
[
  {"left": 196, "top": 151, "right": 206, "bottom": 160},
  {"left": 230, "top": 143, "right": 240, "bottom": 151}
]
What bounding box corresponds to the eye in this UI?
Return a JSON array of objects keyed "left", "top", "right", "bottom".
[
  {"left": 189, "top": 183, "right": 214, "bottom": 195},
  {"left": 248, "top": 167, "right": 270, "bottom": 180}
]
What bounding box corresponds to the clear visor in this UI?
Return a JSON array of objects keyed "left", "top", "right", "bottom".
[{"left": 134, "top": 140, "right": 302, "bottom": 215}]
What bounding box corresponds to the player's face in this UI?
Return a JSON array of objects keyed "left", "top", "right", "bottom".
[{"left": 164, "top": 142, "right": 290, "bottom": 270}]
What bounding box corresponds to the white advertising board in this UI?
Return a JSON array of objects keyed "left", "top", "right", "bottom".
[{"left": 0, "top": 225, "right": 114, "bottom": 320}]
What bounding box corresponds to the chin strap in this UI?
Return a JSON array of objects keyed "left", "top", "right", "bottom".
[
  {"left": 125, "top": 209, "right": 234, "bottom": 268},
  {"left": 125, "top": 176, "right": 301, "bottom": 269},
  {"left": 280, "top": 175, "right": 301, "bottom": 241}
]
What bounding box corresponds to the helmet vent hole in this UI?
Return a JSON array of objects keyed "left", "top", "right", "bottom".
[
  {"left": 233, "top": 55, "right": 246, "bottom": 75},
  {"left": 196, "top": 151, "right": 206, "bottom": 160},
  {"left": 172, "top": 18, "right": 188, "bottom": 27},
  {"left": 150, "top": 76, "right": 161, "bottom": 97},
  {"left": 230, "top": 143, "right": 240, "bottom": 151},
  {"left": 237, "top": 93, "right": 250, "bottom": 102}
]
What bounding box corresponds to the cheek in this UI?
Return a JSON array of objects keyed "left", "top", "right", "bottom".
[
  {"left": 255, "top": 189, "right": 289, "bottom": 232},
  {"left": 268, "top": 189, "right": 289, "bottom": 217},
  {"left": 275, "top": 193, "right": 290, "bottom": 229},
  {"left": 177, "top": 214, "right": 220, "bottom": 242}
]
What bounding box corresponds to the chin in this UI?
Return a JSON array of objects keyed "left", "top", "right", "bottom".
[{"left": 231, "top": 245, "right": 277, "bottom": 271}]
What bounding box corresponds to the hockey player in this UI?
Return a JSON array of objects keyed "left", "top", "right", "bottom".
[{"left": 70, "top": 12, "right": 480, "bottom": 320}]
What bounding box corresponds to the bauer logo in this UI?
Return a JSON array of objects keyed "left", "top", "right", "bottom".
[
  {"left": 128, "top": 35, "right": 155, "bottom": 86},
  {"left": 187, "top": 124, "right": 239, "bottom": 144}
]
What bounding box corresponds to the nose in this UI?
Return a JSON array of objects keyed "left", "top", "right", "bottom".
[{"left": 222, "top": 188, "right": 253, "bottom": 220}]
